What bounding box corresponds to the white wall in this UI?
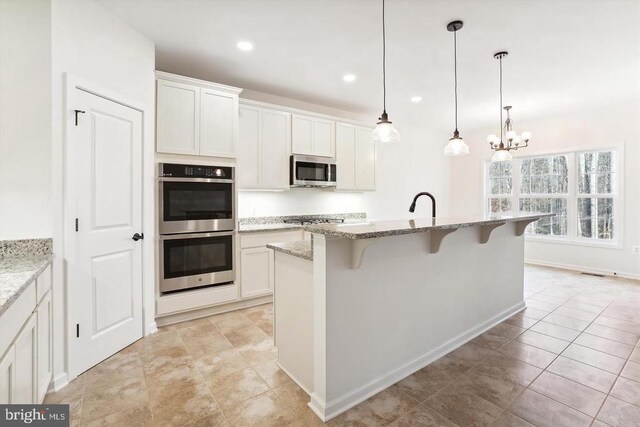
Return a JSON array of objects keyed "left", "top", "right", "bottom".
[
  {"left": 450, "top": 100, "right": 640, "bottom": 278},
  {"left": 50, "top": 0, "right": 155, "bottom": 387},
  {"left": 0, "top": 0, "right": 52, "bottom": 239},
  {"left": 238, "top": 92, "right": 452, "bottom": 220}
]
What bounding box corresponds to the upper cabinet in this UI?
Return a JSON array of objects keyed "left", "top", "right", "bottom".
[
  {"left": 156, "top": 72, "right": 242, "bottom": 158},
  {"left": 292, "top": 114, "right": 335, "bottom": 158},
  {"left": 238, "top": 103, "right": 291, "bottom": 190},
  {"left": 336, "top": 123, "right": 376, "bottom": 191}
]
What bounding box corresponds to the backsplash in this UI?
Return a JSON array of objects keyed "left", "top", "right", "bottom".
[
  {"left": 0, "top": 238, "right": 53, "bottom": 257},
  {"left": 239, "top": 212, "right": 366, "bottom": 225}
]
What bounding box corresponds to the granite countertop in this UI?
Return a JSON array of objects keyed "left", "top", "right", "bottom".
[
  {"left": 0, "top": 253, "right": 54, "bottom": 316},
  {"left": 267, "top": 240, "right": 313, "bottom": 261},
  {"left": 303, "top": 213, "right": 554, "bottom": 240},
  {"left": 239, "top": 223, "right": 303, "bottom": 233},
  {"left": 238, "top": 212, "right": 367, "bottom": 234}
]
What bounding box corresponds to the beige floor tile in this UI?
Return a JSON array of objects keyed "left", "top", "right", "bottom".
[
  {"left": 149, "top": 382, "right": 220, "bottom": 427},
  {"left": 529, "top": 321, "right": 580, "bottom": 341},
  {"left": 455, "top": 369, "right": 525, "bottom": 409},
  {"left": 131, "top": 329, "right": 183, "bottom": 354},
  {"left": 528, "top": 293, "right": 568, "bottom": 305},
  {"left": 596, "top": 396, "right": 640, "bottom": 426},
  {"left": 390, "top": 403, "right": 457, "bottom": 427},
  {"left": 145, "top": 363, "right": 203, "bottom": 401},
  {"left": 225, "top": 391, "right": 299, "bottom": 427},
  {"left": 395, "top": 364, "right": 453, "bottom": 402},
  {"left": 193, "top": 348, "right": 250, "bottom": 382},
  {"left": 271, "top": 377, "right": 309, "bottom": 408},
  {"left": 224, "top": 324, "right": 271, "bottom": 348},
  {"left": 510, "top": 389, "right": 593, "bottom": 427},
  {"left": 172, "top": 317, "right": 217, "bottom": 330},
  {"left": 140, "top": 344, "right": 192, "bottom": 378},
  {"left": 208, "top": 367, "right": 270, "bottom": 413},
  {"left": 210, "top": 311, "right": 255, "bottom": 334},
  {"left": 474, "top": 353, "right": 543, "bottom": 387},
  {"left": 602, "top": 308, "right": 640, "bottom": 322},
  {"left": 620, "top": 360, "right": 640, "bottom": 382},
  {"left": 178, "top": 321, "right": 221, "bottom": 343},
  {"left": 516, "top": 330, "right": 570, "bottom": 354},
  {"left": 242, "top": 303, "right": 273, "bottom": 323},
  {"left": 561, "top": 343, "right": 626, "bottom": 374},
  {"left": 498, "top": 340, "right": 557, "bottom": 369},
  {"left": 610, "top": 376, "right": 640, "bottom": 407},
  {"left": 490, "top": 412, "right": 535, "bottom": 427},
  {"left": 543, "top": 313, "right": 590, "bottom": 331},
  {"left": 184, "top": 333, "right": 235, "bottom": 359},
  {"left": 431, "top": 353, "right": 477, "bottom": 380},
  {"left": 424, "top": 385, "right": 502, "bottom": 427},
  {"left": 630, "top": 346, "right": 640, "bottom": 363},
  {"left": 470, "top": 332, "right": 511, "bottom": 350},
  {"left": 585, "top": 323, "right": 640, "bottom": 346},
  {"left": 529, "top": 371, "right": 606, "bottom": 416},
  {"left": 525, "top": 299, "right": 560, "bottom": 312},
  {"left": 45, "top": 375, "right": 86, "bottom": 422},
  {"left": 503, "top": 314, "right": 539, "bottom": 329},
  {"left": 252, "top": 360, "right": 292, "bottom": 388},
  {"left": 330, "top": 385, "right": 418, "bottom": 427},
  {"left": 520, "top": 307, "right": 550, "bottom": 320},
  {"left": 81, "top": 375, "right": 149, "bottom": 423},
  {"left": 574, "top": 333, "right": 634, "bottom": 358},
  {"left": 188, "top": 411, "right": 229, "bottom": 427},
  {"left": 255, "top": 317, "right": 274, "bottom": 336},
  {"left": 547, "top": 356, "right": 617, "bottom": 392},
  {"left": 562, "top": 301, "right": 605, "bottom": 315},
  {"left": 491, "top": 322, "right": 526, "bottom": 339},
  {"left": 81, "top": 403, "right": 153, "bottom": 427},
  {"left": 594, "top": 316, "right": 640, "bottom": 334},
  {"left": 235, "top": 337, "right": 278, "bottom": 365}
]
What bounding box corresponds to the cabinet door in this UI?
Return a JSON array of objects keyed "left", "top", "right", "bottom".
[
  {"left": 156, "top": 79, "right": 200, "bottom": 155},
  {"left": 240, "top": 247, "right": 273, "bottom": 298},
  {"left": 36, "top": 292, "right": 52, "bottom": 403},
  {"left": 355, "top": 127, "right": 376, "bottom": 190},
  {"left": 200, "top": 89, "right": 237, "bottom": 158},
  {"left": 291, "top": 115, "right": 313, "bottom": 155},
  {"left": 14, "top": 313, "right": 37, "bottom": 404},
  {"left": 335, "top": 123, "right": 356, "bottom": 190},
  {"left": 313, "top": 118, "right": 335, "bottom": 158},
  {"left": 261, "top": 109, "right": 291, "bottom": 189},
  {"left": 0, "top": 344, "right": 16, "bottom": 403},
  {"left": 238, "top": 106, "right": 261, "bottom": 189}
]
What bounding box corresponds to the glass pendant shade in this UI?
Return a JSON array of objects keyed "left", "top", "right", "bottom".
[
  {"left": 444, "top": 135, "right": 469, "bottom": 156},
  {"left": 371, "top": 120, "right": 400, "bottom": 144},
  {"left": 491, "top": 149, "right": 513, "bottom": 162}
]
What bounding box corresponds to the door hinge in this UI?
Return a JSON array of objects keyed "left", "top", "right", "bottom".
[
  {"left": 76, "top": 324, "right": 79, "bottom": 338},
  {"left": 74, "top": 109, "right": 85, "bottom": 126},
  {"left": 75, "top": 218, "right": 79, "bottom": 232}
]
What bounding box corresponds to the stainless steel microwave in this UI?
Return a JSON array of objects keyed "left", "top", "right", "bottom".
[{"left": 290, "top": 155, "right": 336, "bottom": 188}]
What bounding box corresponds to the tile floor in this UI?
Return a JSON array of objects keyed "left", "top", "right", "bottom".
[{"left": 45, "top": 265, "right": 640, "bottom": 426}]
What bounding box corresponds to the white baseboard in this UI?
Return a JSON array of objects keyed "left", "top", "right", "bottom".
[
  {"left": 51, "top": 372, "right": 69, "bottom": 392},
  {"left": 145, "top": 321, "right": 158, "bottom": 336},
  {"left": 309, "top": 301, "right": 525, "bottom": 422},
  {"left": 525, "top": 259, "right": 640, "bottom": 281}
]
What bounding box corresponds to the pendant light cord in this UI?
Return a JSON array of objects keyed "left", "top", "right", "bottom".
[
  {"left": 499, "top": 55, "right": 503, "bottom": 146},
  {"left": 454, "top": 29, "right": 458, "bottom": 132},
  {"left": 382, "top": 0, "right": 386, "bottom": 113}
]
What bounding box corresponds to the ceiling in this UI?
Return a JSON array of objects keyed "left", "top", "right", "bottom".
[{"left": 99, "top": 0, "right": 639, "bottom": 132}]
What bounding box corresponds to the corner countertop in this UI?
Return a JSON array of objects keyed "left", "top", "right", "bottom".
[
  {"left": 238, "top": 223, "right": 303, "bottom": 233},
  {"left": 302, "top": 213, "right": 554, "bottom": 240},
  {"left": 0, "top": 253, "right": 54, "bottom": 316},
  {"left": 267, "top": 240, "right": 313, "bottom": 261}
]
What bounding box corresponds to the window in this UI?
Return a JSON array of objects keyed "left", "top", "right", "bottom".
[
  {"left": 576, "top": 151, "right": 616, "bottom": 240},
  {"left": 484, "top": 149, "right": 620, "bottom": 245}
]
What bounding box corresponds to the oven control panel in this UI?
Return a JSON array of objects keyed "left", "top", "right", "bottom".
[{"left": 160, "top": 163, "right": 233, "bottom": 179}]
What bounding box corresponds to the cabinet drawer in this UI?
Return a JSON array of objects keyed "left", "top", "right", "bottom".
[
  {"left": 36, "top": 265, "right": 52, "bottom": 303},
  {"left": 240, "top": 230, "right": 303, "bottom": 249}
]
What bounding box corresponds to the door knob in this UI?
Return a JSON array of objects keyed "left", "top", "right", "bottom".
[{"left": 132, "top": 233, "right": 144, "bottom": 241}]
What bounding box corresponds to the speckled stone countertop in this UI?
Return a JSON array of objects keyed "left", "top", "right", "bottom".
[
  {"left": 267, "top": 240, "right": 313, "bottom": 261},
  {"left": 238, "top": 212, "right": 366, "bottom": 234},
  {"left": 303, "top": 213, "right": 554, "bottom": 240},
  {"left": 0, "top": 238, "right": 54, "bottom": 317}
]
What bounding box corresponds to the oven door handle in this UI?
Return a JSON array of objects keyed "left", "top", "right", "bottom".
[
  {"left": 159, "top": 177, "right": 235, "bottom": 184},
  {"left": 160, "top": 231, "right": 236, "bottom": 240}
]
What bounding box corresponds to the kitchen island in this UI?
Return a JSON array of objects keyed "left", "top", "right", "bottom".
[{"left": 271, "top": 213, "right": 552, "bottom": 422}]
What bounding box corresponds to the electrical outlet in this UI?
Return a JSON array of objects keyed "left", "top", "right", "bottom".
[{"left": 634, "top": 246, "right": 640, "bottom": 254}]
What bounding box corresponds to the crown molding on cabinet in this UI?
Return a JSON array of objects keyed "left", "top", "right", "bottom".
[{"left": 155, "top": 70, "right": 243, "bottom": 95}]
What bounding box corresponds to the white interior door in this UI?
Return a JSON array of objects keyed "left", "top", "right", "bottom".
[{"left": 70, "top": 88, "right": 143, "bottom": 376}]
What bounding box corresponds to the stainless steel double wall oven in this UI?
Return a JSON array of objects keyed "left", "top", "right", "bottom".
[{"left": 159, "top": 163, "right": 235, "bottom": 294}]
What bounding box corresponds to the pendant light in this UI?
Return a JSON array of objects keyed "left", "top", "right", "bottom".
[
  {"left": 443, "top": 20, "right": 470, "bottom": 157},
  {"left": 487, "top": 52, "right": 532, "bottom": 162},
  {"left": 371, "top": 0, "right": 400, "bottom": 144}
]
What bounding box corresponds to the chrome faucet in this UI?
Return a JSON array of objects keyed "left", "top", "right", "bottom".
[{"left": 409, "top": 192, "right": 436, "bottom": 218}]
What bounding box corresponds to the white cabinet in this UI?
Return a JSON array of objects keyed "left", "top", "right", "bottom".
[
  {"left": 36, "top": 291, "right": 52, "bottom": 403},
  {"left": 336, "top": 123, "right": 376, "bottom": 191},
  {"left": 0, "top": 344, "right": 16, "bottom": 403},
  {"left": 292, "top": 114, "right": 335, "bottom": 158},
  {"left": 238, "top": 104, "right": 291, "bottom": 190},
  {"left": 14, "top": 313, "right": 37, "bottom": 404},
  {"left": 240, "top": 247, "right": 273, "bottom": 298},
  {"left": 156, "top": 73, "right": 241, "bottom": 158}
]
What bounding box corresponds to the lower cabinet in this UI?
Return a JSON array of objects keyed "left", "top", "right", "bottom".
[
  {"left": 0, "top": 265, "right": 53, "bottom": 404},
  {"left": 240, "top": 247, "right": 274, "bottom": 298},
  {"left": 0, "top": 344, "right": 16, "bottom": 403}
]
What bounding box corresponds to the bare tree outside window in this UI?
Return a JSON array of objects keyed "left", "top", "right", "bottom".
[
  {"left": 577, "top": 151, "right": 615, "bottom": 239},
  {"left": 488, "top": 161, "right": 512, "bottom": 213}
]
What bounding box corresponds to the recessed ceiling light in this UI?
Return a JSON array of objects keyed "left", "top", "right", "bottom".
[
  {"left": 343, "top": 74, "right": 356, "bottom": 83},
  {"left": 411, "top": 96, "right": 422, "bottom": 103},
  {"left": 237, "top": 41, "right": 254, "bottom": 52}
]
